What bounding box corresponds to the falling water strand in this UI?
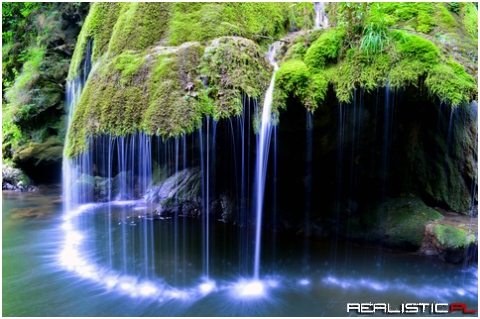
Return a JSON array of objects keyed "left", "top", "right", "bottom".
[
  {"left": 63, "top": 38, "right": 93, "bottom": 213},
  {"left": 253, "top": 45, "right": 279, "bottom": 280},
  {"left": 304, "top": 110, "right": 313, "bottom": 273},
  {"left": 381, "top": 84, "right": 391, "bottom": 201},
  {"left": 314, "top": 2, "right": 321, "bottom": 29},
  {"left": 314, "top": 2, "right": 328, "bottom": 30},
  {"left": 445, "top": 108, "right": 455, "bottom": 158}
]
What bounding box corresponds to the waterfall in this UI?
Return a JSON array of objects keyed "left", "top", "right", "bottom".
[
  {"left": 314, "top": 2, "right": 328, "bottom": 30},
  {"left": 60, "top": 35, "right": 284, "bottom": 298},
  {"left": 63, "top": 39, "right": 93, "bottom": 213},
  {"left": 253, "top": 44, "right": 279, "bottom": 280}
]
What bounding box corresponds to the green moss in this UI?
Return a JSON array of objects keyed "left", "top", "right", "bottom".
[
  {"left": 282, "top": 42, "right": 308, "bottom": 62},
  {"left": 436, "top": 3, "right": 458, "bottom": 30},
  {"left": 66, "top": 48, "right": 155, "bottom": 156},
  {"left": 199, "top": 37, "right": 271, "bottom": 119},
  {"left": 380, "top": 2, "right": 436, "bottom": 34},
  {"left": 68, "top": 3, "right": 126, "bottom": 79},
  {"left": 275, "top": 60, "right": 310, "bottom": 101},
  {"left": 433, "top": 224, "right": 476, "bottom": 249},
  {"left": 326, "top": 48, "right": 391, "bottom": 102},
  {"left": 397, "top": 32, "right": 440, "bottom": 65},
  {"left": 274, "top": 59, "right": 329, "bottom": 112},
  {"left": 304, "top": 29, "right": 345, "bottom": 71},
  {"left": 12, "top": 136, "right": 63, "bottom": 164},
  {"left": 306, "top": 73, "right": 329, "bottom": 111},
  {"left": 66, "top": 35, "right": 273, "bottom": 157},
  {"left": 107, "top": 3, "right": 173, "bottom": 56},
  {"left": 387, "top": 31, "right": 440, "bottom": 89},
  {"left": 143, "top": 43, "right": 204, "bottom": 137},
  {"left": 168, "top": 3, "right": 292, "bottom": 46},
  {"left": 425, "top": 60, "right": 477, "bottom": 107}
]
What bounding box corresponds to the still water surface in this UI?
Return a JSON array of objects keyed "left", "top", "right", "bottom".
[{"left": 3, "top": 189, "right": 477, "bottom": 316}]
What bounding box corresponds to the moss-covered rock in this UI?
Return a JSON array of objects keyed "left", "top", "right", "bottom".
[
  {"left": 304, "top": 28, "right": 345, "bottom": 71},
  {"left": 66, "top": 2, "right": 304, "bottom": 157},
  {"left": 12, "top": 137, "right": 63, "bottom": 165},
  {"left": 274, "top": 59, "right": 328, "bottom": 112},
  {"left": 199, "top": 36, "right": 272, "bottom": 119},
  {"left": 419, "top": 211, "right": 477, "bottom": 264},
  {"left": 345, "top": 197, "right": 443, "bottom": 249},
  {"left": 66, "top": 36, "right": 272, "bottom": 157},
  {"left": 433, "top": 224, "right": 476, "bottom": 249},
  {"left": 2, "top": 3, "right": 88, "bottom": 181},
  {"left": 276, "top": 3, "right": 477, "bottom": 105}
]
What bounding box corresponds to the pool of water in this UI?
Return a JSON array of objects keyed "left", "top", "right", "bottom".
[{"left": 3, "top": 189, "right": 478, "bottom": 316}]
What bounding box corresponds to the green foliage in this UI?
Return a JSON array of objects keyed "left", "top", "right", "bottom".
[
  {"left": 336, "top": 2, "right": 369, "bottom": 45},
  {"left": 5, "top": 46, "right": 45, "bottom": 119},
  {"left": 425, "top": 60, "right": 477, "bottom": 107},
  {"left": 459, "top": 2, "right": 478, "bottom": 39},
  {"left": 304, "top": 28, "right": 345, "bottom": 71},
  {"left": 360, "top": 23, "right": 389, "bottom": 57},
  {"left": 449, "top": 2, "right": 460, "bottom": 14},
  {"left": 289, "top": 2, "right": 315, "bottom": 31},
  {"left": 3, "top": 3, "right": 87, "bottom": 164},
  {"left": 359, "top": 3, "right": 394, "bottom": 57},
  {"left": 2, "top": 105, "right": 25, "bottom": 158},
  {"left": 433, "top": 224, "right": 476, "bottom": 249}
]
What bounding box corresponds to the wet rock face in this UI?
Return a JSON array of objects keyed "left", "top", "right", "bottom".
[
  {"left": 12, "top": 137, "right": 64, "bottom": 184},
  {"left": 143, "top": 168, "right": 237, "bottom": 222},
  {"left": 147, "top": 167, "right": 202, "bottom": 217}
]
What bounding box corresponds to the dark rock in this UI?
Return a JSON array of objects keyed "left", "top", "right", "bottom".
[{"left": 147, "top": 167, "right": 203, "bottom": 217}]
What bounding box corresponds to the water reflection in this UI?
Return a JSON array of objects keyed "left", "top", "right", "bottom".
[{"left": 3, "top": 191, "right": 478, "bottom": 316}]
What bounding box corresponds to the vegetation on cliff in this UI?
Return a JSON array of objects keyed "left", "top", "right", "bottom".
[
  {"left": 2, "top": 2, "right": 88, "bottom": 181},
  {"left": 275, "top": 2, "right": 477, "bottom": 110}
]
